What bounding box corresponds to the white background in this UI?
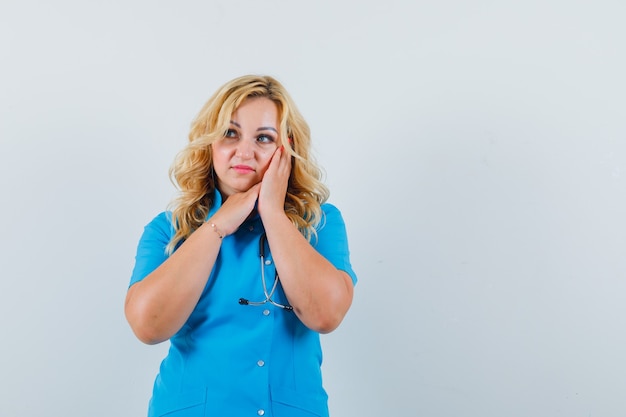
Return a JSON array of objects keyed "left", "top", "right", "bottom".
[{"left": 1, "top": 1, "right": 625, "bottom": 416}]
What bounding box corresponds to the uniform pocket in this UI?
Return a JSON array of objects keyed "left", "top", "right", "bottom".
[
  {"left": 270, "top": 386, "right": 329, "bottom": 417},
  {"left": 149, "top": 386, "right": 207, "bottom": 417}
]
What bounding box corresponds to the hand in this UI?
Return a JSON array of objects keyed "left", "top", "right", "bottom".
[
  {"left": 208, "top": 183, "right": 260, "bottom": 236},
  {"left": 258, "top": 146, "right": 291, "bottom": 218}
]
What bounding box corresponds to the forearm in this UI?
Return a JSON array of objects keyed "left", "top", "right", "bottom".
[
  {"left": 125, "top": 222, "right": 223, "bottom": 344},
  {"left": 262, "top": 212, "right": 354, "bottom": 333}
]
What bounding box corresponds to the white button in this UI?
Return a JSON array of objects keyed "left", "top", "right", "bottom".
[
  {"left": 249, "top": 225, "right": 254, "bottom": 231},
  {"left": 264, "top": 259, "right": 272, "bottom": 265},
  {"left": 257, "top": 410, "right": 265, "bottom": 416},
  {"left": 257, "top": 360, "right": 265, "bottom": 367},
  {"left": 263, "top": 309, "right": 270, "bottom": 316}
]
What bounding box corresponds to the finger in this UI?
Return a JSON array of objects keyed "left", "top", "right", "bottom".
[
  {"left": 278, "top": 146, "right": 291, "bottom": 175},
  {"left": 263, "top": 147, "right": 283, "bottom": 181},
  {"left": 283, "top": 146, "right": 292, "bottom": 170},
  {"left": 271, "top": 145, "right": 285, "bottom": 166}
]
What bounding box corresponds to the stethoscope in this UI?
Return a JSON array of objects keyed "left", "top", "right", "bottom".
[{"left": 238, "top": 233, "right": 294, "bottom": 311}]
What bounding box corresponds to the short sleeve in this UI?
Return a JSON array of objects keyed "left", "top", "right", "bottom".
[
  {"left": 129, "top": 212, "right": 174, "bottom": 287},
  {"left": 314, "top": 204, "right": 358, "bottom": 285}
]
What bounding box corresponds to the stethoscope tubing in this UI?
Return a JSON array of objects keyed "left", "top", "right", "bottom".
[{"left": 238, "top": 233, "right": 293, "bottom": 311}]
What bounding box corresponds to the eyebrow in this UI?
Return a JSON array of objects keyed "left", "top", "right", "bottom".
[{"left": 230, "top": 120, "right": 278, "bottom": 133}]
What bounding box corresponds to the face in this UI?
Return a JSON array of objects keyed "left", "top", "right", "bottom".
[{"left": 211, "top": 97, "right": 280, "bottom": 198}]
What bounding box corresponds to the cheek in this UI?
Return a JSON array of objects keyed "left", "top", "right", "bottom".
[
  {"left": 257, "top": 155, "right": 274, "bottom": 177},
  {"left": 212, "top": 145, "right": 231, "bottom": 168}
]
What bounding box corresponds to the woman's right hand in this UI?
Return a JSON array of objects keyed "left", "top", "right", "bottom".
[
  {"left": 126, "top": 183, "right": 262, "bottom": 345},
  {"left": 208, "top": 183, "right": 261, "bottom": 237}
]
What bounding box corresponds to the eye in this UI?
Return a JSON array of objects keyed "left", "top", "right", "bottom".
[
  {"left": 256, "top": 134, "right": 276, "bottom": 144},
  {"left": 224, "top": 129, "right": 238, "bottom": 139}
]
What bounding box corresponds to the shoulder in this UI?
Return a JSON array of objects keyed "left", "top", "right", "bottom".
[
  {"left": 320, "top": 203, "right": 344, "bottom": 223},
  {"left": 146, "top": 211, "right": 173, "bottom": 228},
  {"left": 140, "top": 211, "right": 175, "bottom": 241},
  {"left": 148, "top": 211, "right": 173, "bottom": 227},
  {"left": 313, "top": 203, "right": 358, "bottom": 284},
  {"left": 320, "top": 203, "right": 341, "bottom": 217},
  {"left": 130, "top": 212, "right": 175, "bottom": 286},
  {"left": 321, "top": 202, "right": 341, "bottom": 215},
  {"left": 315, "top": 203, "right": 349, "bottom": 237}
]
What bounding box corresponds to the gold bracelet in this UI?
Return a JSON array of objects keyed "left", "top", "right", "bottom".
[{"left": 210, "top": 223, "right": 224, "bottom": 239}]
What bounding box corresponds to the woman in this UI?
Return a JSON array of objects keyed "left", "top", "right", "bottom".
[{"left": 125, "top": 74, "right": 357, "bottom": 417}]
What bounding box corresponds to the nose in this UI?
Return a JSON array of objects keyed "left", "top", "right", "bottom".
[{"left": 236, "top": 139, "right": 254, "bottom": 159}]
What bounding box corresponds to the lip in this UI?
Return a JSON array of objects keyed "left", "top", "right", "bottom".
[{"left": 232, "top": 164, "right": 255, "bottom": 174}]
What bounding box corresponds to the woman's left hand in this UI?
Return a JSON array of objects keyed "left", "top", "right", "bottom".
[
  {"left": 256, "top": 146, "right": 354, "bottom": 334},
  {"left": 258, "top": 146, "right": 291, "bottom": 217}
]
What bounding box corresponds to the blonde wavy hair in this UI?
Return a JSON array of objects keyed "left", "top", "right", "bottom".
[{"left": 166, "top": 74, "right": 329, "bottom": 253}]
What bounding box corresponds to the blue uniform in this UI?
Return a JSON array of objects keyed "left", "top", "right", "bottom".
[{"left": 130, "top": 191, "right": 357, "bottom": 417}]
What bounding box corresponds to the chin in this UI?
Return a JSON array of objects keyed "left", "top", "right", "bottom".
[{"left": 231, "top": 181, "right": 258, "bottom": 193}]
